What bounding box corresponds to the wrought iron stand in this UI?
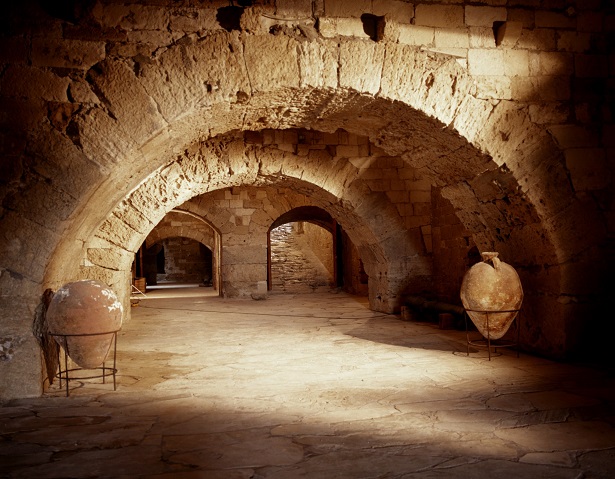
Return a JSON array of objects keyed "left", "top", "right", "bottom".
[
  {"left": 464, "top": 309, "right": 520, "bottom": 360},
  {"left": 51, "top": 331, "right": 119, "bottom": 397}
]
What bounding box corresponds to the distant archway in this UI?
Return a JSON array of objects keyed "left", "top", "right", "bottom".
[{"left": 268, "top": 207, "right": 337, "bottom": 292}]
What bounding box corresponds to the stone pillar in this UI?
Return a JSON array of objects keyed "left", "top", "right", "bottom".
[{"left": 220, "top": 231, "right": 269, "bottom": 299}]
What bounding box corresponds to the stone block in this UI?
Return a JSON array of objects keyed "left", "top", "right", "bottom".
[
  {"left": 322, "top": 132, "right": 340, "bottom": 145},
  {"left": 31, "top": 38, "right": 105, "bottom": 69},
  {"left": 336, "top": 145, "right": 361, "bottom": 157},
  {"left": 469, "top": 27, "right": 497, "bottom": 48},
  {"left": 398, "top": 168, "right": 416, "bottom": 180},
  {"left": 434, "top": 28, "right": 469, "bottom": 49},
  {"left": 348, "top": 157, "right": 372, "bottom": 169},
  {"left": 504, "top": 50, "right": 530, "bottom": 77},
  {"left": 244, "top": 35, "right": 300, "bottom": 92},
  {"left": 263, "top": 130, "right": 276, "bottom": 145},
  {"left": 0, "top": 334, "right": 43, "bottom": 400},
  {"left": 386, "top": 190, "right": 408, "bottom": 203},
  {"left": 69, "top": 78, "right": 100, "bottom": 104},
  {"left": 557, "top": 32, "right": 592, "bottom": 53},
  {"left": 414, "top": 202, "right": 431, "bottom": 216},
  {"left": 534, "top": 76, "right": 571, "bottom": 102},
  {"left": 410, "top": 190, "right": 431, "bottom": 203},
  {"left": 465, "top": 6, "right": 507, "bottom": 27},
  {"left": 223, "top": 188, "right": 240, "bottom": 200},
  {"left": 390, "top": 179, "right": 406, "bottom": 191},
  {"left": 126, "top": 29, "right": 174, "bottom": 46},
  {"left": 475, "top": 76, "right": 512, "bottom": 100},
  {"left": 517, "top": 28, "right": 556, "bottom": 51},
  {"left": 234, "top": 208, "right": 256, "bottom": 217},
  {"left": 115, "top": 202, "right": 150, "bottom": 234},
  {"left": 339, "top": 42, "right": 385, "bottom": 94},
  {"left": 278, "top": 143, "right": 296, "bottom": 153},
  {"left": 405, "top": 215, "right": 429, "bottom": 229},
  {"left": 318, "top": 17, "right": 369, "bottom": 38},
  {"left": 299, "top": 40, "right": 338, "bottom": 88},
  {"left": 507, "top": 8, "right": 535, "bottom": 29},
  {"left": 426, "top": 47, "right": 467, "bottom": 59},
  {"left": 396, "top": 203, "right": 413, "bottom": 217},
  {"left": 565, "top": 148, "right": 610, "bottom": 191},
  {"left": 323, "top": 0, "right": 371, "bottom": 17},
  {"left": 415, "top": 5, "right": 464, "bottom": 28},
  {"left": 494, "top": 21, "right": 523, "bottom": 47},
  {"left": 368, "top": 179, "right": 391, "bottom": 191},
  {"left": 381, "top": 168, "right": 399, "bottom": 179},
  {"left": 272, "top": 0, "right": 313, "bottom": 17},
  {"left": 222, "top": 240, "right": 267, "bottom": 263},
  {"left": 296, "top": 144, "right": 310, "bottom": 156},
  {"left": 468, "top": 49, "right": 505, "bottom": 76},
  {"left": 534, "top": 52, "right": 574, "bottom": 76},
  {"left": 308, "top": 148, "right": 333, "bottom": 163},
  {"left": 373, "top": 0, "right": 414, "bottom": 23},
  {"left": 169, "top": 8, "right": 218, "bottom": 33},
  {"left": 87, "top": 247, "right": 129, "bottom": 270},
  {"left": 397, "top": 24, "right": 434, "bottom": 46},
  {"left": 86, "top": 60, "right": 167, "bottom": 145},
  {"left": 528, "top": 103, "right": 570, "bottom": 124},
  {"left": 535, "top": 10, "right": 576, "bottom": 29},
  {"left": 548, "top": 198, "right": 606, "bottom": 264},
  {"left": 407, "top": 179, "right": 432, "bottom": 191},
  {"left": 423, "top": 233, "right": 433, "bottom": 254},
  {"left": 1, "top": 65, "right": 69, "bottom": 102}
]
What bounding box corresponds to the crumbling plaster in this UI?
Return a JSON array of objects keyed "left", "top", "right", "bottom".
[{"left": 1, "top": 0, "right": 611, "bottom": 399}]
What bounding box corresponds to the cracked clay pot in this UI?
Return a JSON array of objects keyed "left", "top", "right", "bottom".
[
  {"left": 47, "top": 280, "right": 123, "bottom": 368},
  {"left": 460, "top": 252, "right": 523, "bottom": 340}
]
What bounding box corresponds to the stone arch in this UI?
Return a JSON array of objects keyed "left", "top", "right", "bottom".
[
  {"left": 141, "top": 209, "right": 221, "bottom": 289},
  {"left": 145, "top": 211, "right": 217, "bottom": 251},
  {"left": 268, "top": 206, "right": 337, "bottom": 291},
  {"left": 43, "top": 35, "right": 569, "bottom": 301},
  {"left": 270, "top": 206, "right": 334, "bottom": 233},
  {"left": 3, "top": 27, "right": 596, "bottom": 399},
  {"left": 46, "top": 36, "right": 569, "bottom": 331},
  {"left": 80, "top": 133, "right": 433, "bottom": 312}
]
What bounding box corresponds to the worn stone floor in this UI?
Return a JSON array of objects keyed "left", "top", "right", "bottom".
[{"left": 2, "top": 287, "right": 615, "bottom": 478}]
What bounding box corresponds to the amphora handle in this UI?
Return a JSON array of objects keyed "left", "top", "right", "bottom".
[{"left": 481, "top": 251, "right": 501, "bottom": 271}]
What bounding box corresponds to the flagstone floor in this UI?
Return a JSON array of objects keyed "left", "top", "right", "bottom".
[{"left": 2, "top": 287, "right": 615, "bottom": 478}]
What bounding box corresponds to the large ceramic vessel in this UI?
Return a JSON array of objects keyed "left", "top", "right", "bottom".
[
  {"left": 47, "top": 279, "right": 123, "bottom": 368},
  {"left": 460, "top": 252, "right": 523, "bottom": 340}
]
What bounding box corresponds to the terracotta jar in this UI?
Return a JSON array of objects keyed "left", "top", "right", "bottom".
[
  {"left": 46, "top": 279, "right": 123, "bottom": 368},
  {"left": 460, "top": 252, "right": 523, "bottom": 340}
]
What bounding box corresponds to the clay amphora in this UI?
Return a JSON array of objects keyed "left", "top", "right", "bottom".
[
  {"left": 46, "top": 280, "right": 123, "bottom": 368},
  {"left": 460, "top": 252, "right": 523, "bottom": 340}
]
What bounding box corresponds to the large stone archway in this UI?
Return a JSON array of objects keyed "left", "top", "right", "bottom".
[
  {"left": 2, "top": 2, "right": 609, "bottom": 399},
  {"left": 141, "top": 209, "right": 220, "bottom": 288},
  {"left": 42, "top": 36, "right": 568, "bottom": 293}
]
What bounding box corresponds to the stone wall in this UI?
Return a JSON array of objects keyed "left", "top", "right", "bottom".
[
  {"left": 299, "top": 222, "right": 334, "bottom": 278},
  {"left": 431, "top": 187, "right": 477, "bottom": 305},
  {"left": 143, "top": 210, "right": 219, "bottom": 287},
  {"left": 270, "top": 222, "right": 334, "bottom": 293},
  {"left": 157, "top": 238, "right": 211, "bottom": 284}
]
